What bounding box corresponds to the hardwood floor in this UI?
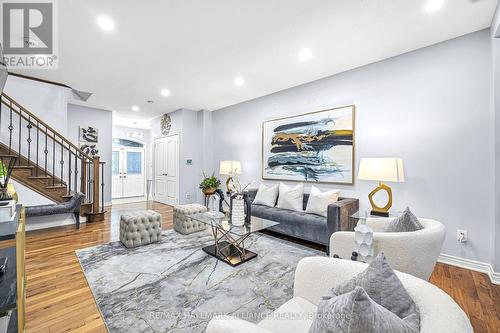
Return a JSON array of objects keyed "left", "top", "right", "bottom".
[{"left": 1, "top": 201, "right": 498, "bottom": 332}]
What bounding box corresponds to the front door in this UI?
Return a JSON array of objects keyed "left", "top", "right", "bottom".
[
  {"left": 154, "top": 135, "right": 179, "bottom": 205},
  {"left": 112, "top": 148, "right": 145, "bottom": 199}
]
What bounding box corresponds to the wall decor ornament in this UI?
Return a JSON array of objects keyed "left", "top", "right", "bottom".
[
  {"left": 160, "top": 114, "right": 172, "bottom": 135},
  {"left": 80, "top": 143, "right": 99, "bottom": 157},
  {"left": 79, "top": 126, "right": 98, "bottom": 143},
  {"left": 79, "top": 126, "right": 100, "bottom": 157},
  {"left": 262, "top": 105, "right": 355, "bottom": 184}
]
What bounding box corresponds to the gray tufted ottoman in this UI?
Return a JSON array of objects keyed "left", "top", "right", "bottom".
[
  {"left": 120, "top": 210, "right": 162, "bottom": 248},
  {"left": 173, "top": 204, "right": 208, "bottom": 235}
]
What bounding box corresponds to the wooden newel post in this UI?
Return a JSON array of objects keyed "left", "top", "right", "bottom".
[{"left": 92, "top": 156, "right": 100, "bottom": 213}]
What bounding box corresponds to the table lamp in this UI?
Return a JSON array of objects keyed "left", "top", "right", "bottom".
[
  {"left": 219, "top": 161, "right": 242, "bottom": 194},
  {"left": 358, "top": 158, "right": 404, "bottom": 217}
]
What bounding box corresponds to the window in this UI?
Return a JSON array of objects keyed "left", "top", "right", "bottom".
[
  {"left": 112, "top": 151, "right": 120, "bottom": 175},
  {"left": 113, "top": 138, "right": 144, "bottom": 148},
  {"left": 126, "top": 151, "right": 143, "bottom": 175}
]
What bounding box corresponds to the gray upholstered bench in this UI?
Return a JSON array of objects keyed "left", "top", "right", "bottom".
[
  {"left": 173, "top": 204, "right": 207, "bottom": 235},
  {"left": 25, "top": 192, "right": 85, "bottom": 229},
  {"left": 120, "top": 210, "right": 162, "bottom": 248}
]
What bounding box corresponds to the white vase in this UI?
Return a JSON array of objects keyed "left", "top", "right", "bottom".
[
  {"left": 231, "top": 197, "right": 245, "bottom": 226},
  {"left": 354, "top": 218, "right": 374, "bottom": 263}
]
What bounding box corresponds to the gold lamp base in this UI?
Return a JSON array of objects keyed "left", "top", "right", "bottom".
[
  {"left": 368, "top": 182, "right": 392, "bottom": 217},
  {"left": 225, "top": 177, "right": 233, "bottom": 194}
]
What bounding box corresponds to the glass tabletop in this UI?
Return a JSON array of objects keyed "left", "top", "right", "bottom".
[{"left": 188, "top": 212, "right": 279, "bottom": 237}]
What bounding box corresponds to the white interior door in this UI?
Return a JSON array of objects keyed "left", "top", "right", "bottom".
[
  {"left": 123, "top": 149, "right": 145, "bottom": 197},
  {"left": 155, "top": 135, "right": 179, "bottom": 205},
  {"left": 112, "top": 148, "right": 145, "bottom": 199}
]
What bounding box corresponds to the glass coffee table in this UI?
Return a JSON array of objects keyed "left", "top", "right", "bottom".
[{"left": 189, "top": 212, "right": 279, "bottom": 267}]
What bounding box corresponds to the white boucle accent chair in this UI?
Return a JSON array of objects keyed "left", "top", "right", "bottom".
[
  {"left": 330, "top": 218, "right": 445, "bottom": 280},
  {"left": 206, "top": 257, "right": 473, "bottom": 333}
]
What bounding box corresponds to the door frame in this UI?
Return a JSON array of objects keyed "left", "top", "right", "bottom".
[
  {"left": 153, "top": 133, "right": 180, "bottom": 204},
  {"left": 112, "top": 137, "right": 147, "bottom": 200}
]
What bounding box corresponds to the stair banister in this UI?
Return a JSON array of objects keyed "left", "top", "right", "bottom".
[{"left": 0, "top": 92, "right": 106, "bottom": 221}]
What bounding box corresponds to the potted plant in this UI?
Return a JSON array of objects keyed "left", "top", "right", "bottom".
[
  {"left": 0, "top": 157, "right": 16, "bottom": 202},
  {"left": 199, "top": 172, "right": 221, "bottom": 195}
]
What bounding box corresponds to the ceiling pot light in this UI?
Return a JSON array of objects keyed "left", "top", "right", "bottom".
[
  {"left": 132, "top": 105, "right": 140, "bottom": 112},
  {"left": 97, "top": 16, "right": 115, "bottom": 31},
  {"left": 160, "top": 89, "right": 171, "bottom": 97},
  {"left": 425, "top": 0, "right": 445, "bottom": 12},
  {"left": 234, "top": 76, "right": 245, "bottom": 87},
  {"left": 298, "top": 48, "right": 313, "bottom": 62}
]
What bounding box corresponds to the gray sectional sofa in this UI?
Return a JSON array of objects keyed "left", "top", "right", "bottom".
[{"left": 244, "top": 189, "right": 359, "bottom": 248}]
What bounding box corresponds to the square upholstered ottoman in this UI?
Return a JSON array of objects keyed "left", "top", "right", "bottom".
[
  {"left": 120, "top": 210, "right": 162, "bottom": 248},
  {"left": 173, "top": 204, "right": 207, "bottom": 235}
]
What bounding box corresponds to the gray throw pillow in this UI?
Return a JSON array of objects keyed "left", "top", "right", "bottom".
[
  {"left": 325, "top": 253, "right": 420, "bottom": 332},
  {"left": 309, "top": 287, "right": 418, "bottom": 333},
  {"left": 386, "top": 207, "right": 424, "bottom": 232}
]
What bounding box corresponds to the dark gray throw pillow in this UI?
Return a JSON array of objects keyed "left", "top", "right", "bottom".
[
  {"left": 321, "top": 253, "right": 420, "bottom": 332},
  {"left": 386, "top": 207, "right": 424, "bottom": 232},
  {"left": 309, "top": 287, "right": 418, "bottom": 333}
]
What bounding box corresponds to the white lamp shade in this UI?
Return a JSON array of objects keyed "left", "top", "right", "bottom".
[
  {"left": 219, "top": 160, "right": 242, "bottom": 175},
  {"left": 358, "top": 158, "right": 404, "bottom": 183}
]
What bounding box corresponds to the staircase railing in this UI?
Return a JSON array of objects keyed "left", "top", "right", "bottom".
[{"left": 0, "top": 92, "right": 106, "bottom": 218}]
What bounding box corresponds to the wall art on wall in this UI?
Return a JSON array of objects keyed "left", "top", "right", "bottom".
[
  {"left": 262, "top": 105, "right": 355, "bottom": 184},
  {"left": 80, "top": 143, "right": 99, "bottom": 157},
  {"left": 79, "top": 126, "right": 99, "bottom": 143},
  {"left": 160, "top": 114, "right": 172, "bottom": 135}
]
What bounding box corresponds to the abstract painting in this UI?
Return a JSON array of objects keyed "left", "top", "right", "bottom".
[
  {"left": 80, "top": 143, "right": 99, "bottom": 157},
  {"left": 262, "top": 105, "right": 355, "bottom": 184},
  {"left": 79, "top": 126, "right": 98, "bottom": 143}
]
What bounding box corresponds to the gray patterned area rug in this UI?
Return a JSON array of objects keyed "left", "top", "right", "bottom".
[{"left": 76, "top": 229, "right": 323, "bottom": 333}]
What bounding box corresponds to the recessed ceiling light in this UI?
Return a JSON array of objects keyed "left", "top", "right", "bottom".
[
  {"left": 160, "top": 89, "right": 171, "bottom": 97},
  {"left": 97, "top": 16, "right": 115, "bottom": 31},
  {"left": 298, "top": 48, "right": 313, "bottom": 62},
  {"left": 424, "top": 0, "right": 445, "bottom": 12},
  {"left": 132, "top": 105, "right": 140, "bottom": 112},
  {"left": 234, "top": 76, "right": 245, "bottom": 87}
]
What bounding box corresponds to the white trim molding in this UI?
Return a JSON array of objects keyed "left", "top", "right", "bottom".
[{"left": 438, "top": 253, "right": 500, "bottom": 285}]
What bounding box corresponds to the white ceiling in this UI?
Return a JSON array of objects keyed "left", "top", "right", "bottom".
[{"left": 19, "top": 0, "right": 498, "bottom": 123}]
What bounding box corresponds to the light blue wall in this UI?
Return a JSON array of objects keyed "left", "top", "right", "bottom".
[
  {"left": 492, "top": 3, "right": 500, "bottom": 272},
  {"left": 150, "top": 109, "right": 207, "bottom": 205},
  {"left": 211, "top": 29, "right": 495, "bottom": 265},
  {"left": 67, "top": 104, "right": 113, "bottom": 204}
]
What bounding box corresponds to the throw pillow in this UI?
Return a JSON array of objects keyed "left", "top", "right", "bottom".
[
  {"left": 327, "top": 253, "right": 420, "bottom": 332},
  {"left": 386, "top": 207, "right": 424, "bottom": 232},
  {"left": 252, "top": 183, "right": 279, "bottom": 207},
  {"left": 309, "top": 287, "right": 418, "bottom": 333},
  {"left": 305, "top": 185, "right": 340, "bottom": 217},
  {"left": 277, "top": 182, "right": 304, "bottom": 212}
]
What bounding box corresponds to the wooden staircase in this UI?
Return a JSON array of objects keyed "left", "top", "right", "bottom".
[{"left": 0, "top": 93, "right": 105, "bottom": 221}]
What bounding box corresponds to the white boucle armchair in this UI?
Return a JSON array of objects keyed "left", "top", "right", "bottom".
[
  {"left": 329, "top": 218, "right": 446, "bottom": 280},
  {"left": 206, "top": 257, "right": 472, "bottom": 333}
]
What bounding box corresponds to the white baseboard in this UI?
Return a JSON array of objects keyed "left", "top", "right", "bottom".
[{"left": 438, "top": 253, "right": 500, "bottom": 285}]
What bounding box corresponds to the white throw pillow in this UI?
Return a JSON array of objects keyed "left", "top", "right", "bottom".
[
  {"left": 252, "top": 183, "right": 279, "bottom": 207},
  {"left": 305, "top": 185, "right": 340, "bottom": 217},
  {"left": 277, "top": 182, "right": 304, "bottom": 212}
]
